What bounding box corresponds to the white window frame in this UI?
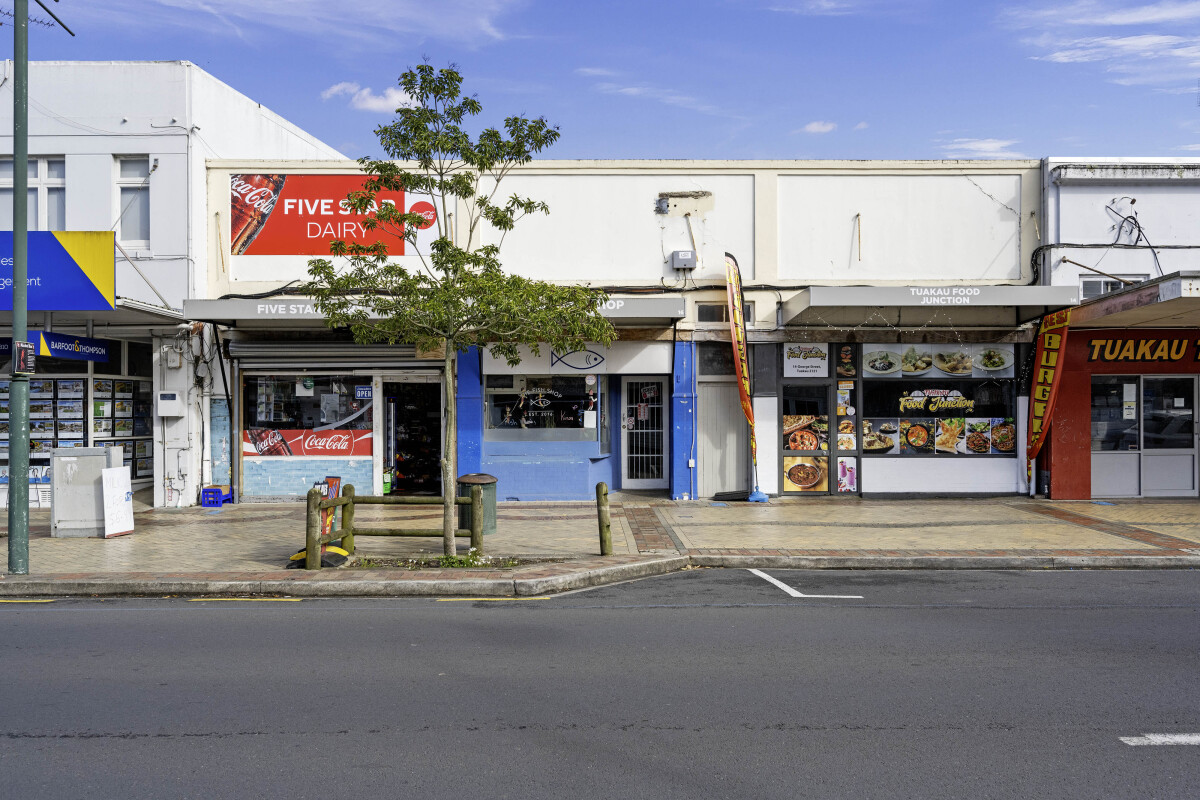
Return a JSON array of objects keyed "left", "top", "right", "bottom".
[
  {"left": 114, "top": 155, "right": 152, "bottom": 249},
  {"left": 1079, "top": 274, "right": 1147, "bottom": 301},
  {"left": 0, "top": 156, "right": 66, "bottom": 231}
]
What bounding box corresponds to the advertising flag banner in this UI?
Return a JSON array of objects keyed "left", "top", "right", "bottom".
[
  {"left": 725, "top": 253, "right": 758, "bottom": 465},
  {"left": 1027, "top": 308, "right": 1071, "bottom": 461},
  {"left": 230, "top": 174, "right": 437, "bottom": 256}
]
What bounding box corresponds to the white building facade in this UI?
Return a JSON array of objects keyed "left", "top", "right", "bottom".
[{"left": 0, "top": 61, "right": 342, "bottom": 507}]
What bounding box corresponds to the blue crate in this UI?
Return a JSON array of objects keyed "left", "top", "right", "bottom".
[{"left": 201, "top": 486, "right": 232, "bottom": 507}]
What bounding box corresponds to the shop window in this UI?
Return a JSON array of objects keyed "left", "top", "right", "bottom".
[
  {"left": 242, "top": 375, "right": 374, "bottom": 457},
  {"left": 92, "top": 340, "right": 126, "bottom": 376},
  {"left": 115, "top": 156, "right": 151, "bottom": 246},
  {"left": 127, "top": 342, "right": 153, "bottom": 378},
  {"left": 1091, "top": 376, "right": 1139, "bottom": 451},
  {"left": 697, "top": 302, "right": 753, "bottom": 325},
  {"left": 860, "top": 378, "right": 1017, "bottom": 456},
  {"left": 698, "top": 342, "right": 736, "bottom": 376},
  {"left": 0, "top": 157, "right": 66, "bottom": 231},
  {"left": 1080, "top": 275, "right": 1145, "bottom": 301},
  {"left": 485, "top": 374, "right": 604, "bottom": 442}
]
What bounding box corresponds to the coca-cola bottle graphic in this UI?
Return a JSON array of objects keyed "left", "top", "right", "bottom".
[
  {"left": 248, "top": 427, "right": 293, "bottom": 456},
  {"left": 230, "top": 174, "right": 286, "bottom": 255}
]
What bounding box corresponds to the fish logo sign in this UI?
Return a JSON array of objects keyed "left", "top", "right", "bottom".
[{"left": 550, "top": 349, "right": 605, "bottom": 370}]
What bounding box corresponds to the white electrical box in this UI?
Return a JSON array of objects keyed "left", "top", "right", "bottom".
[{"left": 156, "top": 391, "right": 185, "bottom": 417}]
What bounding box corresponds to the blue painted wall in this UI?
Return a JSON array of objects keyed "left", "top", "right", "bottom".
[
  {"left": 242, "top": 458, "right": 373, "bottom": 498},
  {"left": 671, "top": 341, "right": 697, "bottom": 500},
  {"left": 456, "top": 346, "right": 484, "bottom": 476}
]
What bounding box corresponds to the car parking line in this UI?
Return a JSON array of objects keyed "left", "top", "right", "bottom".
[
  {"left": 1120, "top": 733, "right": 1200, "bottom": 746},
  {"left": 747, "top": 569, "right": 864, "bottom": 599}
]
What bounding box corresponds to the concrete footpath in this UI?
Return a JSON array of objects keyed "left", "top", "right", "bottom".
[{"left": 2, "top": 493, "right": 1200, "bottom": 596}]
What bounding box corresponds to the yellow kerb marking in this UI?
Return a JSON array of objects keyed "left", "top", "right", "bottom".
[{"left": 0, "top": 599, "right": 56, "bottom": 603}]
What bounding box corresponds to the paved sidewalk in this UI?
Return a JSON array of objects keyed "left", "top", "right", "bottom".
[{"left": 2, "top": 493, "right": 1200, "bottom": 596}]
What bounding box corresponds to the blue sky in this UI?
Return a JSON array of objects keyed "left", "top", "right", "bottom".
[{"left": 14, "top": 0, "right": 1200, "bottom": 160}]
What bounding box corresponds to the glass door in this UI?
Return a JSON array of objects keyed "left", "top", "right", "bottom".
[
  {"left": 1141, "top": 376, "right": 1197, "bottom": 497},
  {"left": 781, "top": 383, "right": 831, "bottom": 494}
]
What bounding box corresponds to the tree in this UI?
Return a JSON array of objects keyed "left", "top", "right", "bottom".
[{"left": 304, "top": 64, "right": 616, "bottom": 556}]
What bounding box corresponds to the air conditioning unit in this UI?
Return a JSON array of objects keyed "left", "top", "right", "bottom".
[{"left": 670, "top": 250, "right": 697, "bottom": 270}]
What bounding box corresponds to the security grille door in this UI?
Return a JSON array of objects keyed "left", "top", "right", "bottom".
[{"left": 622, "top": 378, "right": 668, "bottom": 489}]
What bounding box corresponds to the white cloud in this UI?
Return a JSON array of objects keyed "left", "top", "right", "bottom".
[
  {"left": 1178, "top": 143, "right": 1200, "bottom": 150},
  {"left": 854, "top": 121, "right": 869, "bottom": 130},
  {"left": 322, "top": 82, "right": 415, "bottom": 113},
  {"left": 1004, "top": 2, "right": 1200, "bottom": 87},
  {"left": 594, "top": 82, "right": 726, "bottom": 116},
  {"left": 767, "top": 0, "right": 858, "bottom": 14},
  {"left": 940, "top": 138, "right": 1028, "bottom": 158},
  {"left": 575, "top": 67, "right": 619, "bottom": 77},
  {"left": 797, "top": 120, "right": 837, "bottom": 133},
  {"left": 68, "top": 0, "right": 522, "bottom": 46}
]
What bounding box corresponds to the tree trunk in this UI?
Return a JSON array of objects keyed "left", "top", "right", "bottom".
[{"left": 442, "top": 343, "right": 458, "bottom": 556}]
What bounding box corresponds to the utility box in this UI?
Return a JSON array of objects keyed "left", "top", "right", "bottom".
[
  {"left": 51, "top": 447, "right": 122, "bottom": 538},
  {"left": 670, "top": 250, "right": 697, "bottom": 270}
]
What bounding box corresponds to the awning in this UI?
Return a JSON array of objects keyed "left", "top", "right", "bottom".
[
  {"left": 781, "top": 285, "right": 1079, "bottom": 327},
  {"left": 0, "top": 296, "right": 184, "bottom": 336},
  {"left": 185, "top": 294, "right": 687, "bottom": 329},
  {"left": 1070, "top": 271, "right": 1200, "bottom": 328}
]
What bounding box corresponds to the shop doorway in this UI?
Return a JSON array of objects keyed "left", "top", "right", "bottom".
[
  {"left": 1142, "top": 376, "right": 1197, "bottom": 497},
  {"left": 621, "top": 377, "right": 669, "bottom": 490},
  {"left": 383, "top": 379, "right": 442, "bottom": 495},
  {"left": 698, "top": 381, "right": 749, "bottom": 497},
  {"left": 1091, "top": 375, "right": 1198, "bottom": 498}
]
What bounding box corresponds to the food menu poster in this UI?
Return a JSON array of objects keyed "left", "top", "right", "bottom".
[
  {"left": 860, "top": 417, "right": 1017, "bottom": 455},
  {"left": 861, "top": 343, "right": 1015, "bottom": 379}
]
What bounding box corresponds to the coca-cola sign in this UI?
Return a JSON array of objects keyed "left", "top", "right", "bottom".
[
  {"left": 230, "top": 174, "right": 436, "bottom": 257},
  {"left": 242, "top": 428, "right": 373, "bottom": 457}
]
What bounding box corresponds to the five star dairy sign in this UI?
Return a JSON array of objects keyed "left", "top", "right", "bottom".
[{"left": 0, "top": 231, "right": 116, "bottom": 311}]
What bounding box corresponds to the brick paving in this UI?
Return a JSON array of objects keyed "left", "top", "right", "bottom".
[{"left": 4, "top": 492, "right": 1200, "bottom": 583}]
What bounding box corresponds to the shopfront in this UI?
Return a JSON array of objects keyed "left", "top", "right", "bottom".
[
  {"left": 1046, "top": 330, "right": 1200, "bottom": 499},
  {"left": 777, "top": 341, "right": 1022, "bottom": 496},
  {"left": 465, "top": 341, "right": 674, "bottom": 501}
]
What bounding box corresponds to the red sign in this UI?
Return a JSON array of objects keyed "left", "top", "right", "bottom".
[
  {"left": 242, "top": 428, "right": 373, "bottom": 457},
  {"left": 230, "top": 174, "right": 436, "bottom": 256}
]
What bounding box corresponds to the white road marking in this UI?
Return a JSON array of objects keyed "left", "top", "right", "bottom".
[
  {"left": 747, "top": 569, "right": 864, "bottom": 599},
  {"left": 1120, "top": 733, "right": 1200, "bottom": 746}
]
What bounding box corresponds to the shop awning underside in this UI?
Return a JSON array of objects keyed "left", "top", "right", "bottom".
[
  {"left": 780, "top": 285, "right": 1080, "bottom": 335},
  {"left": 1070, "top": 272, "right": 1200, "bottom": 329},
  {"left": 0, "top": 297, "right": 184, "bottom": 336}
]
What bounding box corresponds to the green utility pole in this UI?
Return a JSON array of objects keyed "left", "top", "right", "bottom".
[{"left": 7, "top": 0, "right": 29, "bottom": 574}]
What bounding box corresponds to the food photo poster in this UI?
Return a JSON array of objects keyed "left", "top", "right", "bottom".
[{"left": 861, "top": 343, "right": 1015, "bottom": 379}]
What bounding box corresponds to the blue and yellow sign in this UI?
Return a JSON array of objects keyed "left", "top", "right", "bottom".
[
  {"left": 0, "top": 231, "right": 116, "bottom": 311},
  {"left": 35, "top": 332, "right": 110, "bottom": 362}
]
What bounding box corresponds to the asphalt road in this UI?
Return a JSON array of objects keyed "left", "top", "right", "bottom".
[{"left": 3, "top": 569, "right": 1199, "bottom": 799}]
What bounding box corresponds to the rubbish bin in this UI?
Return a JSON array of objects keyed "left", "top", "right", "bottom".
[{"left": 457, "top": 473, "right": 498, "bottom": 537}]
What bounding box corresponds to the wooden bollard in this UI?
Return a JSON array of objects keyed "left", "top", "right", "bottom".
[
  {"left": 470, "top": 485, "right": 484, "bottom": 552},
  {"left": 305, "top": 487, "right": 322, "bottom": 570},
  {"left": 596, "top": 481, "right": 612, "bottom": 556},
  {"left": 340, "top": 484, "right": 356, "bottom": 554}
]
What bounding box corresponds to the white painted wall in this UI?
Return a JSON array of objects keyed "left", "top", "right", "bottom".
[
  {"left": 777, "top": 174, "right": 1025, "bottom": 284},
  {"left": 1044, "top": 158, "right": 1200, "bottom": 289}
]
